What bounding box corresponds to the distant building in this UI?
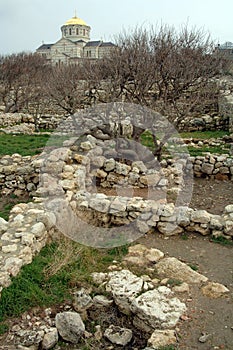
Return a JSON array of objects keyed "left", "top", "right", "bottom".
[
  {"left": 216, "top": 42, "right": 233, "bottom": 60},
  {"left": 36, "top": 13, "right": 115, "bottom": 64}
]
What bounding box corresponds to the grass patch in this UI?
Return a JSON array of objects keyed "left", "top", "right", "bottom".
[
  {"left": 0, "top": 238, "right": 128, "bottom": 323},
  {"left": 210, "top": 236, "right": 233, "bottom": 246},
  {"left": 187, "top": 145, "right": 230, "bottom": 157},
  {"left": 180, "top": 130, "right": 230, "bottom": 139},
  {"left": 0, "top": 194, "right": 32, "bottom": 221},
  {"left": 167, "top": 279, "right": 182, "bottom": 287},
  {"left": 0, "top": 323, "right": 9, "bottom": 335},
  {"left": 140, "top": 130, "right": 231, "bottom": 157},
  {"left": 0, "top": 133, "right": 66, "bottom": 156},
  {"left": 188, "top": 263, "right": 199, "bottom": 271}
]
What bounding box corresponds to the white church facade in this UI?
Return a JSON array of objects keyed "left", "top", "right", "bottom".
[{"left": 36, "top": 14, "right": 115, "bottom": 64}]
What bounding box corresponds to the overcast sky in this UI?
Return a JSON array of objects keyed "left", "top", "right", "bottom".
[{"left": 1, "top": 0, "right": 233, "bottom": 55}]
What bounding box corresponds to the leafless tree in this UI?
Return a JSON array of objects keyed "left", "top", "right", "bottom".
[
  {"left": 90, "top": 24, "right": 226, "bottom": 158},
  {"left": 0, "top": 53, "right": 47, "bottom": 114}
]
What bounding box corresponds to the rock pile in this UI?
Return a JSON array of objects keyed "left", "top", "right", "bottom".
[{"left": 1, "top": 244, "right": 230, "bottom": 349}]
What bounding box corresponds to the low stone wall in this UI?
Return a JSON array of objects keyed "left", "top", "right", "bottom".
[
  {"left": 0, "top": 201, "right": 57, "bottom": 294},
  {"left": 0, "top": 154, "right": 41, "bottom": 196},
  {"left": 74, "top": 191, "right": 233, "bottom": 239},
  {"left": 0, "top": 113, "right": 62, "bottom": 132},
  {"left": 178, "top": 114, "right": 229, "bottom": 132}
]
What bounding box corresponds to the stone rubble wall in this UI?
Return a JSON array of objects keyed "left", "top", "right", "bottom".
[
  {"left": 1, "top": 147, "right": 232, "bottom": 198},
  {"left": 0, "top": 154, "right": 41, "bottom": 196},
  {"left": 0, "top": 110, "right": 232, "bottom": 133},
  {"left": 0, "top": 142, "right": 233, "bottom": 303},
  {"left": 0, "top": 113, "right": 62, "bottom": 132},
  {"left": 74, "top": 191, "right": 233, "bottom": 239}
]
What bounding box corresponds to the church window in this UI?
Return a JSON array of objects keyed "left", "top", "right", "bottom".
[
  {"left": 76, "top": 28, "right": 79, "bottom": 35},
  {"left": 83, "top": 29, "right": 86, "bottom": 36},
  {"left": 69, "top": 28, "right": 72, "bottom": 35}
]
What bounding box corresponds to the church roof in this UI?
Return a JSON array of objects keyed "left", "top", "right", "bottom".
[
  {"left": 85, "top": 41, "right": 102, "bottom": 47},
  {"left": 64, "top": 15, "right": 88, "bottom": 26},
  {"left": 37, "top": 43, "right": 54, "bottom": 50}
]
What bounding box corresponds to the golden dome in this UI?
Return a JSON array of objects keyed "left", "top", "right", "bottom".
[{"left": 64, "top": 15, "right": 88, "bottom": 26}]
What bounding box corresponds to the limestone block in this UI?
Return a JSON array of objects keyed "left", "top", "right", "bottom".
[
  {"left": 191, "top": 210, "right": 211, "bottom": 224},
  {"left": 132, "top": 161, "right": 147, "bottom": 173},
  {"left": 140, "top": 173, "right": 161, "bottom": 187},
  {"left": 115, "top": 162, "right": 131, "bottom": 175},
  {"left": 31, "top": 222, "right": 46, "bottom": 238},
  {"left": 104, "top": 325, "right": 132, "bottom": 346},
  {"left": 156, "top": 257, "right": 208, "bottom": 284},
  {"left": 4, "top": 257, "right": 23, "bottom": 277},
  {"left": 224, "top": 204, "right": 233, "bottom": 213},
  {"left": 89, "top": 198, "right": 110, "bottom": 213},
  {"left": 202, "top": 282, "right": 230, "bottom": 298},
  {"left": 147, "top": 329, "right": 177, "bottom": 349},
  {"left": 131, "top": 287, "right": 186, "bottom": 331},
  {"left": 55, "top": 312, "right": 85, "bottom": 344},
  {"left": 106, "top": 269, "right": 144, "bottom": 314},
  {"left": 157, "top": 222, "right": 183, "bottom": 236},
  {"left": 104, "top": 158, "right": 116, "bottom": 172},
  {"left": 201, "top": 163, "right": 214, "bottom": 175},
  {"left": 42, "top": 328, "right": 59, "bottom": 350}
]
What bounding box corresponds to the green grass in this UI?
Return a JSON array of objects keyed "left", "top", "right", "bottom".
[
  {"left": 188, "top": 263, "right": 199, "bottom": 271},
  {"left": 180, "top": 130, "right": 230, "bottom": 139},
  {"left": 187, "top": 144, "right": 231, "bottom": 157},
  {"left": 0, "top": 239, "right": 128, "bottom": 323},
  {"left": 140, "top": 130, "right": 231, "bottom": 157},
  {"left": 210, "top": 236, "right": 233, "bottom": 246},
  {"left": 0, "top": 194, "right": 32, "bottom": 221},
  {"left": 0, "top": 133, "right": 66, "bottom": 156}
]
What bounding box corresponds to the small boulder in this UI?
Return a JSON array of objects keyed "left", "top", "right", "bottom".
[
  {"left": 104, "top": 325, "right": 132, "bottom": 346},
  {"left": 55, "top": 311, "right": 85, "bottom": 343}
]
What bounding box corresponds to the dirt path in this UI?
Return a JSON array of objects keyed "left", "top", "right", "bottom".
[{"left": 138, "top": 232, "right": 233, "bottom": 349}]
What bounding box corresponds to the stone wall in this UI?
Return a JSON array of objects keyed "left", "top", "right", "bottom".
[
  {"left": 1, "top": 146, "right": 232, "bottom": 198},
  {"left": 0, "top": 154, "right": 41, "bottom": 196},
  {"left": 0, "top": 139, "right": 233, "bottom": 300}
]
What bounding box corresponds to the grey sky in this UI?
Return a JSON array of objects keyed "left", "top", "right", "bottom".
[{"left": 1, "top": 0, "right": 233, "bottom": 55}]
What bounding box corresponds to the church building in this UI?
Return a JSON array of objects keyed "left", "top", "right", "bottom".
[{"left": 36, "top": 13, "right": 115, "bottom": 64}]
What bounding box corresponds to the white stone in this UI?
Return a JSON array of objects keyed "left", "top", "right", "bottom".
[
  {"left": 104, "top": 325, "right": 132, "bottom": 346},
  {"left": 156, "top": 257, "right": 208, "bottom": 284},
  {"left": 31, "top": 222, "right": 46, "bottom": 238},
  {"left": 191, "top": 210, "right": 211, "bottom": 224},
  {"left": 148, "top": 329, "right": 177, "bottom": 349},
  {"left": 2, "top": 244, "right": 18, "bottom": 253},
  {"left": 42, "top": 328, "right": 58, "bottom": 350},
  {"left": 131, "top": 287, "right": 186, "bottom": 331},
  {"left": 106, "top": 269, "right": 144, "bottom": 314},
  {"left": 55, "top": 312, "right": 85, "bottom": 344},
  {"left": 4, "top": 257, "right": 23, "bottom": 277}
]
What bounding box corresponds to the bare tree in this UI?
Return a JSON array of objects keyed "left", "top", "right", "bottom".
[
  {"left": 45, "top": 64, "right": 93, "bottom": 115},
  {"left": 90, "top": 24, "right": 225, "bottom": 159},
  {"left": 0, "top": 53, "right": 47, "bottom": 113}
]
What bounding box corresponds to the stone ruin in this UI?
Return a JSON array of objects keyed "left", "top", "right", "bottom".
[{"left": 0, "top": 106, "right": 232, "bottom": 349}]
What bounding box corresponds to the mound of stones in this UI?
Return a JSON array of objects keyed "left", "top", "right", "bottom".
[{"left": 1, "top": 244, "right": 229, "bottom": 350}]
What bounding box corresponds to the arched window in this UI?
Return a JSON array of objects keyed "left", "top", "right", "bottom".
[
  {"left": 69, "top": 28, "right": 72, "bottom": 35},
  {"left": 76, "top": 28, "right": 79, "bottom": 35},
  {"left": 83, "top": 29, "right": 86, "bottom": 36}
]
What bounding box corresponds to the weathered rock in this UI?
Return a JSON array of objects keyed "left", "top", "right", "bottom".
[
  {"left": 156, "top": 257, "right": 208, "bottom": 284},
  {"left": 55, "top": 312, "right": 85, "bottom": 343},
  {"left": 147, "top": 329, "right": 177, "bottom": 349},
  {"left": 73, "top": 288, "right": 93, "bottom": 312},
  {"left": 131, "top": 286, "right": 186, "bottom": 331},
  {"left": 104, "top": 325, "right": 133, "bottom": 346},
  {"left": 202, "top": 282, "right": 230, "bottom": 298},
  {"left": 105, "top": 269, "right": 144, "bottom": 314},
  {"left": 41, "top": 328, "right": 58, "bottom": 350},
  {"left": 190, "top": 210, "right": 211, "bottom": 224}
]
